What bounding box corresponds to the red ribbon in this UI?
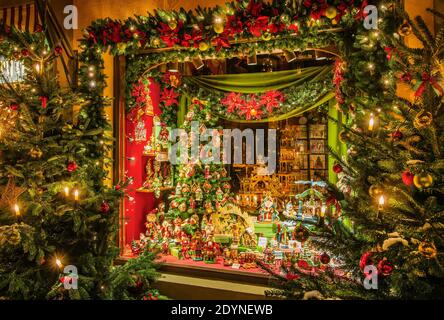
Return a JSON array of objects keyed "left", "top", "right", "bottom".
[{"left": 415, "top": 73, "right": 444, "bottom": 97}]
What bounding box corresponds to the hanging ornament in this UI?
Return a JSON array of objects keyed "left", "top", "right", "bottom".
[
  {"left": 338, "top": 130, "right": 351, "bottom": 143},
  {"left": 325, "top": 6, "right": 338, "bottom": 19},
  {"left": 377, "top": 258, "right": 393, "bottom": 276},
  {"left": 413, "top": 172, "right": 433, "bottom": 189},
  {"left": 216, "top": 187, "right": 224, "bottom": 201},
  {"left": 332, "top": 163, "right": 343, "bottom": 174},
  {"left": 414, "top": 110, "right": 433, "bottom": 129},
  {"left": 222, "top": 182, "right": 231, "bottom": 191},
  {"left": 204, "top": 200, "right": 213, "bottom": 214},
  {"left": 418, "top": 241, "right": 437, "bottom": 259},
  {"left": 402, "top": 170, "right": 415, "bottom": 186},
  {"left": 54, "top": 46, "right": 63, "bottom": 55},
  {"left": 170, "top": 200, "right": 179, "bottom": 209},
  {"left": 67, "top": 161, "right": 77, "bottom": 173},
  {"left": 189, "top": 197, "right": 196, "bottom": 210},
  {"left": 181, "top": 183, "right": 190, "bottom": 195},
  {"left": 167, "top": 19, "right": 178, "bottom": 30},
  {"left": 39, "top": 96, "right": 48, "bottom": 109},
  {"left": 320, "top": 253, "right": 331, "bottom": 265},
  {"left": 101, "top": 201, "right": 110, "bottom": 213},
  {"left": 21, "top": 49, "right": 30, "bottom": 57},
  {"left": 203, "top": 180, "right": 212, "bottom": 192},
  {"left": 186, "top": 110, "right": 195, "bottom": 121},
  {"left": 194, "top": 185, "right": 203, "bottom": 202},
  {"left": 293, "top": 225, "right": 310, "bottom": 242},
  {"left": 213, "top": 19, "right": 225, "bottom": 34},
  {"left": 179, "top": 202, "right": 187, "bottom": 213},
  {"left": 369, "top": 184, "right": 384, "bottom": 198},
  {"left": 175, "top": 182, "right": 182, "bottom": 196},
  {"left": 29, "top": 147, "right": 43, "bottom": 159},
  {"left": 204, "top": 165, "right": 211, "bottom": 179},
  {"left": 134, "top": 120, "right": 147, "bottom": 142},
  {"left": 398, "top": 20, "right": 412, "bottom": 37},
  {"left": 391, "top": 130, "right": 403, "bottom": 141}
]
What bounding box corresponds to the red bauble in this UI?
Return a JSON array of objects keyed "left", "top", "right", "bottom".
[
  {"left": 402, "top": 170, "right": 414, "bottom": 186},
  {"left": 115, "top": 184, "right": 121, "bottom": 190},
  {"left": 21, "top": 49, "right": 30, "bottom": 57},
  {"left": 377, "top": 258, "right": 393, "bottom": 276},
  {"left": 9, "top": 104, "right": 19, "bottom": 111},
  {"left": 392, "top": 130, "right": 403, "bottom": 141},
  {"left": 67, "top": 161, "right": 77, "bottom": 173},
  {"left": 54, "top": 46, "right": 63, "bottom": 55},
  {"left": 333, "top": 163, "right": 343, "bottom": 174},
  {"left": 320, "top": 253, "right": 331, "bottom": 265},
  {"left": 101, "top": 201, "right": 110, "bottom": 213},
  {"left": 39, "top": 96, "right": 48, "bottom": 109}
]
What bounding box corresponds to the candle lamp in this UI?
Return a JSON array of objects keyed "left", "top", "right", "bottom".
[
  {"left": 64, "top": 187, "right": 70, "bottom": 197},
  {"left": 368, "top": 113, "right": 375, "bottom": 131},
  {"left": 14, "top": 204, "right": 20, "bottom": 217}
]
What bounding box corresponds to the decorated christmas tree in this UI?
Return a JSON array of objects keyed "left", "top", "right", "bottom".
[
  {"left": 263, "top": 9, "right": 444, "bottom": 300},
  {"left": 0, "top": 26, "right": 161, "bottom": 300}
]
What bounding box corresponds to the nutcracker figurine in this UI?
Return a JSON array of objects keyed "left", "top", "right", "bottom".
[
  {"left": 161, "top": 239, "right": 170, "bottom": 255},
  {"left": 191, "top": 231, "right": 204, "bottom": 261},
  {"left": 203, "top": 236, "right": 217, "bottom": 264},
  {"left": 180, "top": 235, "right": 191, "bottom": 259},
  {"left": 173, "top": 217, "right": 183, "bottom": 243}
]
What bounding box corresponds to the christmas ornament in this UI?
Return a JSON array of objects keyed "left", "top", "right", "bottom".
[
  {"left": 413, "top": 172, "right": 433, "bottom": 189},
  {"left": 325, "top": 6, "right": 337, "bottom": 19},
  {"left": 369, "top": 184, "right": 384, "bottom": 198},
  {"left": 391, "top": 130, "right": 403, "bottom": 141},
  {"left": 213, "top": 20, "right": 225, "bottom": 34},
  {"left": 67, "top": 161, "right": 77, "bottom": 173},
  {"left": 402, "top": 170, "right": 415, "bottom": 186},
  {"left": 377, "top": 258, "right": 393, "bottom": 276},
  {"left": 398, "top": 20, "right": 412, "bottom": 37},
  {"left": 320, "top": 253, "right": 331, "bottom": 265},
  {"left": 332, "top": 163, "right": 343, "bottom": 174},
  {"left": 167, "top": 19, "right": 177, "bottom": 30},
  {"left": 261, "top": 31, "right": 272, "bottom": 41},
  {"left": 179, "top": 202, "right": 187, "bottom": 213},
  {"left": 101, "top": 201, "right": 110, "bottom": 213},
  {"left": 418, "top": 241, "right": 437, "bottom": 259},
  {"left": 54, "top": 46, "right": 63, "bottom": 55},
  {"left": 39, "top": 96, "right": 48, "bottom": 109},
  {"left": 29, "top": 147, "right": 43, "bottom": 159},
  {"left": 21, "top": 49, "right": 30, "bottom": 57},
  {"left": 0, "top": 177, "right": 26, "bottom": 209},
  {"left": 131, "top": 240, "right": 140, "bottom": 255},
  {"left": 293, "top": 225, "right": 310, "bottom": 242},
  {"left": 203, "top": 180, "right": 212, "bottom": 192},
  {"left": 338, "top": 130, "right": 351, "bottom": 143},
  {"left": 199, "top": 42, "right": 209, "bottom": 52},
  {"left": 414, "top": 110, "right": 433, "bottom": 129},
  {"left": 194, "top": 185, "right": 203, "bottom": 201}
]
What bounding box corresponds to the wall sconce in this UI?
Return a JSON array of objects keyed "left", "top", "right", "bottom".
[
  {"left": 283, "top": 50, "right": 297, "bottom": 63},
  {"left": 192, "top": 56, "right": 205, "bottom": 70},
  {"left": 168, "top": 61, "right": 179, "bottom": 72}
]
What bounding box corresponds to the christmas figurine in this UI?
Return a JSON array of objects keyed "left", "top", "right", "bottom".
[
  {"left": 258, "top": 194, "right": 279, "bottom": 222},
  {"left": 203, "top": 236, "right": 218, "bottom": 264},
  {"left": 173, "top": 217, "right": 183, "bottom": 243},
  {"left": 223, "top": 247, "right": 232, "bottom": 266},
  {"left": 180, "top": 235, "right": 191, "bottom": 259},
  {"left": 161, "top": 239, "right": 170, "bottom": 255},
  {"left": 191, "top": 231, "right": 204, "bottom": 261},
  {"left": 283, "top": 201, "right": 297, "bottom": 219}
]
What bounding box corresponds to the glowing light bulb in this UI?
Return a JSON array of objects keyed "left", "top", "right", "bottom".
[
  {"left": 378, "top": 195, "right": 385, "bottom": 210},
  {"left": 55, "top": 258, "right": 63, "bottom": 269},
  {"left": 368, "top": 114, "right": 375, "bottom": 131},
  {"left": 64, "top": 187, "right": 70, "bottom": 197},
  {"left": 14, "top": 204, "right": 20, "bottom": 217},
  {"left": 74, "top": 190, "right": 79, "bottom": 201},
  {"left": 321, "top": 205, "right": 327, "bottom": 217}
]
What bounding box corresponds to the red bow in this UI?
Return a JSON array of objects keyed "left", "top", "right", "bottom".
[{"left": 415, "top": 73, "right": 444, "bottom": 97}]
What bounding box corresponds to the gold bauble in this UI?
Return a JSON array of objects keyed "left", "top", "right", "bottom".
[
  {"left": 168, "top": 20, "right": 178, "bottom": 30},
  {"left": 199, "top": 42, "right": 209, "bottom": 52},
  {"left": 418, "top": 242, "right": 437, "bottom": 259},
  {"left": 398, "top": 20, "right": 412, "bottom": 37},
  {"left": 152, "top": 38, "right": 161, "bottom": 47},
  {"left": 413, "top": 172, "right": 433, "bottom": 189},
  {"left": 369, "top": 184, "right": 384, "bottom": 198},
  {"left": 179, "top": 202, "right": 187, "bottom": 213},
  {"left": 325, "top": 6, "right": 338, "bottom": 19},
  {"left": 261, "top": 31, "right": 272, "bottom": 41},
  {"left": 414, "top": 110, "right": 433, "bottom": 129},
  {"left": 213, "top": 23, "right": 225, "bottom": 34},
  {"left": 338, "top": 130, "right": 351, "bottom": 143}
]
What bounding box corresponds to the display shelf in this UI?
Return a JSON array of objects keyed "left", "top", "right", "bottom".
[{"left": 136, "top": 187, "right": 174, "bottom": 193}]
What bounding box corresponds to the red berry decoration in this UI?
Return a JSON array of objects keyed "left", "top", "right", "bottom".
[
  {"left": 101, "top": 201, "right": 110, "bottom": 213},
  {"left": 21, "top": 49, "right": 30, "bottom": 57},
  {"left": 402, "top": 170, "right": 414, "bottom": 186},
  {"left": 377, "top": 258, "right": 393, "bottom": 276},
  {"left": 320, "top": 253, "right": 331, "bottom": 265},
  {"left": 391, "top": 130, "right": 403, "bottom": 141},
  {"left": 333, "top": 163, "right": 343, "bottom": 174},
  {"left": 67, "top": 161, "right": 77, "bottom": 173},
  {"left": 54, "top": 46, "right": 63, "bottom": 55}
]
